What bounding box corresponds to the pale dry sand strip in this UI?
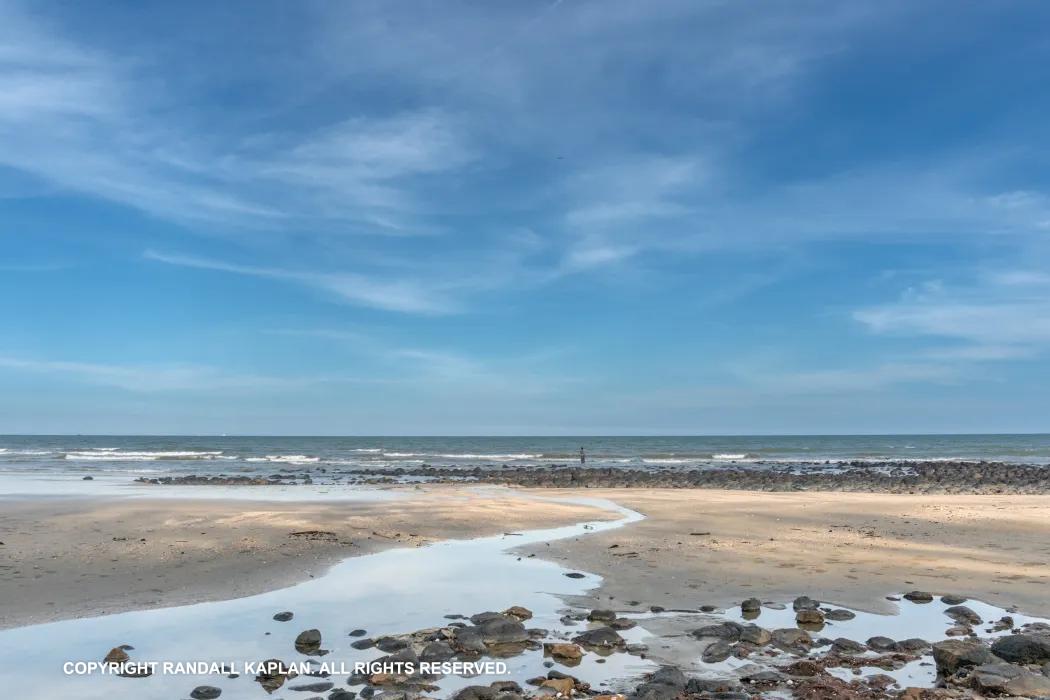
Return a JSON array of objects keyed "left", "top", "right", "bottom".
[
  {"left": 520, "top": 489, "right": 1050, "bottom": 617},
  {"left": 0, "top": 486, "right": 617, "bottom": 629}
]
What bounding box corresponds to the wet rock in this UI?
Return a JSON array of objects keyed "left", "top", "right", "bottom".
[
  {"left": 831, "top": 637, "right": 867, "bottom": 655},
  {"left": 420, "top": 641, "right": 455, "bottom": 662},
  {"left": 564, "top": 572, "right": 586, "bottom": 579},
  {"left": 609, "top": 618, "right": 636, "bottom": 630},
  {"left": 572, "top": 626, "right": 624, "bottom": 649},
  {"left": 452, "top": 626, "right": 487, "bottom": 655},
  {"left": 587, "top": 609, "right": 616, "bottom": 622},
  {"left": 349, "top": 629, "right": 367, "bottom": 637},
  {"left": 991, "top": 633, "right": 1050, "bottom": 664},
  {"left": 740, "top": 598, "right": 762, "bottom": 613},
  {"left": 543, "top": 643, "right": 583, "bottom": 663},
  {"left": 454, "top": 686, "right": 498, "bottom": 700},
  {"left": 540, "top": 677, "right": 575, "bottom": 695},
  {"left": 273, "top": 611, "right": 294, "bottom": 622},
  {"left": 470, "top": 611, "right": 508, "bottom": 625},
  {"left": 647, "top": 666, "right": 687, "bottom": 688},
  {"left": 795, "top": 609, "right": 825, "bottom": 625},
  {"left": 823, "top": 608, "right": 856, "bottom": 621},
  {"left": 373, "top": 636, "right": 408, "bottom": 653},
  {"left": 940, "top": 594, "right": 968, "bottom": 605},
  {"left": 295, "top": 629, "right": 323, "bottom": 654},
  {"left": 503, "top": 606, "right": 533, "bottom": 621},
  {"left": 793, "top": 596, "right": 819, "bottom": 611},
  {"left": 903, "top": 590, "right": 934, "bottom": 603},
  {"left": 255, "top": 659, "right": 296, "bottom": 693},
  {"left": 189, "top": 686, "right": 222, "bottom": 699},
  {"left": 867, "top": 636, "right": 897, "bottom": 652},
  {"left": 691, "top": 621, "right": 742, "bottom": 641},
  {"left": 103, "top": 647, "right": 130, "bottom": 664},
  {"left": 330, "top": 691, "right": 357, "bottom": 700},
  {"left": 685, "top": 678, "right": 741, "bottom": 694},
  {"left": 972, "top": 662, "right": 1050, "bottom": 696},
  {"left": 350, "top": 638, "right": 375, "bottom": 650},
  {"left": 630, "top": 682, "right": 677, "bottom": 700},
  {"left": 702, "top": 640, "right": 732, "bottom": 663},
  {"left": 944, "top": 605, "right": 982, "bottom": 625},
  {"left": 895, "top": 638, "right": 931, "bottom": 653},
  {"left": 771, "top": 627, "right": 812, "bottom": 652},
  {"left": 738, "top": 624, "right": 771, "bottom": 646},
  {"left": 289, "top": 681, "right": 335, "bottom": 692},
  {"left": 476, "top": 616, "right": 529, "bottom": 644},
  {"left": 784, "top": 659, "right": 824, "bottom": 677},
  {"left": 932, "top": 639, "right": 995, "bottom": 675}
]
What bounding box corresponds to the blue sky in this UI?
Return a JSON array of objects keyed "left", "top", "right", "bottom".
[{"left": 2, "top": 0, "right": 1049, "bottom": 435}]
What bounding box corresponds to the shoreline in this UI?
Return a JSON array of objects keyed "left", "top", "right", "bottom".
[
  {"left": 4, "top": 485, "right": 1050, "bottom": 631},
  {"left": 132, "top": 459, "right": 1050, "bottom": 494},
  {"left": 0, "top": 486, "right": 617, "bottom": 629}
]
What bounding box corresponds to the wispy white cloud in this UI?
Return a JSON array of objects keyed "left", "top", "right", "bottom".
[
  {"left": 0, "top": 356, "right": 314, "bottom": 392},
  {"left": 144, "top": 250, "right": 458, "bottom": 314},
  {"left": 854, "top": 270, "right": 1050, "bottom": 358}
]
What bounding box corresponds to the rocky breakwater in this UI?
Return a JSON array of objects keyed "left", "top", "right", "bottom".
[{"left": 348, "top": 461, "right": 1050, "bottom": 494}]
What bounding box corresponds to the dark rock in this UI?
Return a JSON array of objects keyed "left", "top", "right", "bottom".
[
  {"left": 944, "top": 605, "right": 982, "bottom": 625},
  {"left": 830, "top": 637, "right": 867, "bottom": 655},
  {"left": 587, "top": 609, "right": 616, "bottom": 622},
  {"left": 793, "top": 595, "right": 819, "bottom": 611},
  {"left": 476, "top": 616, "right": 528, "bottom": 644},
  {"left": 348, "top": 629, "right": 367, "bottom": 637},
  {"left": 610, "top": 618, "right": 637, "bottom": 630},
  {"left": 289, "top": 681, "right": 334, "bottom": 692},
  {"left": 452, "top": 626, "right": 487, "bottom": 654},
  {"left": 867, "top": 636, "right": 897, "bottom": 652},
  {"left": 373, "top": 636, "right": 408, "bottom": 652},
  {"left": 740, "top": 598, "right": 762, "bottom": 613},
  {"left": 330, "top": 691, "right": 357, "bottom": 700},
  {"left": 796, "top": 609, "right": 824, "bottom": 625},
  {"left": 503, "top": 606, "right": 533, "bottom": 621},
  {"left": 991, "top": 633, "right": 1050, "bottom": 664},
  {"left": 823, "top": 609, "right": 856, "bottom": 621},
  {"left": 738, "top": 624, "right": 771, "bottom": 646},
  {"left": 350, "top": 638, "right": 375, "bottom": 650},
  {"left": 648, "top": 666, "right": 687, "bottom": 688},
  {"left": 895, "top": 637, "right": 931, "bottom": 653},
  {"left": 563, "top": 572, "right": 586, "bottom": 579},
  {"left": 940, "top": 594, "right": 968, "bottom": 605},
  {"left": 273, "top": 611, "right": 294, "bottom": 622},
  {"left": 631, "top": 682, "right": 678, "bottom": 700},
  {"left": 420, "top": 641, "right": 454, "bottom": 663},
  {"left": 932, "top": 639, "right": 995, "bottom": 674},
  {"left": 771, "top": 628, "right": 812, "bottom": 651},
  {"left": 83, "top": 475, "right": 94, "bottom": 480},
  {"left": 903, "top": 590, "right": 934, "bottom": 603},
  {"left": 702, "top": 640, "right": 732, "bottom": 663},
  {"left": 572, "top": 626, "right": 624, "bottom": 648},
  {"left": 972, "top": 662, "right": 1050, "bottom": 696},
  {"left": 295, "top": 629, "right": 322, "bottom": 653},
  {"left": 190, "top": 687, "right": 222, "bottom": 700},
  {"left": 691, "top": 621, "right": 742, "bottom": 641},
  {"left": 453, "top": 686, "right": 497, "bottom": 700}
]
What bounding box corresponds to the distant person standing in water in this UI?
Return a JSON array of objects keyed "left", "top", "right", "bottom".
[{"left": 580, "top": 446, "right": 585, "bottom": 464}]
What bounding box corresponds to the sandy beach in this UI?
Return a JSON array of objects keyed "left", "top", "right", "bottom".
[
  {"left": 0, "top": 487, "right": 616, "bottom": 629},
  {"left": 523, "top": 489, "right": 1050, "bottom": 618},
  {"left": 4, "top": 486, "right": 1050, "bottom": 631}
]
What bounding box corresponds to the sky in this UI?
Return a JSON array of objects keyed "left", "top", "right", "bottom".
[{"left": 1, "top": 0, "right": 1049, "bottom": 435}]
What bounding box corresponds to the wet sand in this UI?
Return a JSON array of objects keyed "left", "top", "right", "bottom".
[
  {"left": 521, "top": 489, "right": 1050, "bottom": 617},
  {"left": 0, "top": 487, "right": 616, "bottom": 629},
  {"left": 5, "top": 486, "right": 1050, "bottom": 632}
]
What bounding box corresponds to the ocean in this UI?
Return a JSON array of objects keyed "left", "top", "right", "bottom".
[{"left": 1, "top": 434, "right": 1048, "bottom": 483}]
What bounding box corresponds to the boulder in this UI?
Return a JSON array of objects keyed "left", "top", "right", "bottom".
[
  {"left": 740, "top": 598, "right": 762, "bottom": 613},
  {"left": 647, "top": 666, "right": 687, "bottom": 688},
  {"left": 701, "top": 640, "right": 732, "bottom": 663},
  {"left": 738, "top": 625, "right": 771, "bottom": 646},
  {"left": 991, "top": 633, "right": 1050, "bottom": 664},
  {"left": 476, "top": 616, "right": 529, "bottom": 644},
  {"left": 588, "top": 609, "right": 617, "bottom": 622},
  {"left": 932, "top": 639, "right": 995, "bottom": 675},
  {"left": 796, "top": 609, "right": 824, "bottom": 625},
  {"left": 972, "top": 662, "right": 1050, "bottom": 696},
  {"left": 272, "top": 611, "right": 293, "bottom": 622},
  {"left": 420, "top": 641, "right": 455, "bottom": 662},
  {"left": 503, "top": 606, "right": 533, "bottom": 621},
  {"left": 793, "top": 596, "right": 819, "bottom": 611}
]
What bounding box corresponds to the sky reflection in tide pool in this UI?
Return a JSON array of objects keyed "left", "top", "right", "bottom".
[{"left": 0, "top": 499, "right": 651, "bottom": 699}]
